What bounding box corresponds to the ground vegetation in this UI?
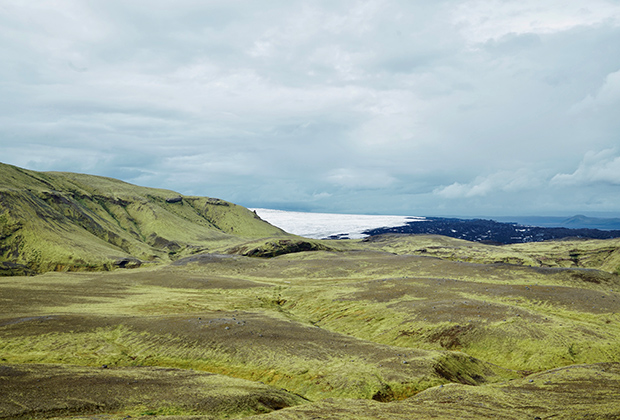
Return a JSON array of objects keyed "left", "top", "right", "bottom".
[{"left": 1, "top": 164, "right": 619, "bottom": 419}]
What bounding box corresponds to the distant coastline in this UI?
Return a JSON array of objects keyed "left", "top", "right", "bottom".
[{"left": 254, "top": 209, "right": 620, "bottom": 244}]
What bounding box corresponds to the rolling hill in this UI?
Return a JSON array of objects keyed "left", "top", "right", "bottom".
[
  {"left": 2, "top": 163, "right": 620, "bottom": 419},
  {"left": 0, "top": 162, "right": 289, "bottom": 275}
]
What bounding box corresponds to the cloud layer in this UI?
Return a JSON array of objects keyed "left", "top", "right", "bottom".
[{"left": 1, "top": 0, "right": 620, "bottom": 216}]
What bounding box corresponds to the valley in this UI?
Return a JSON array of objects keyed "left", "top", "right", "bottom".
[{"left": 1, "top": 163, "right": 620, "bottom": 419}]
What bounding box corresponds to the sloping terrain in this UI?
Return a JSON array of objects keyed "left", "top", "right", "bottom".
[
  {"left": 1, "top": 364, "right": 305, "bottom": 419},
  {"left": 2, "top": 165, "right": 620, "bottom": 419},
  {"left": 362, "top": 233, "right": 620, "bottom": 275},
  {"left": 0, "top": 163, "right": 287, "bottom": 275},
  {"left": 2, "top": 244, "right": 620, "bottom": 418},
  {"left": 246, "top": 363, "right": 620, "bottom": 420}
]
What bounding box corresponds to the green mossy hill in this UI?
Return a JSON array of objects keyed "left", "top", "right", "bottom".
[
  {"left": 227, "top": 237, "right": 336, "bottom": 258},
  {"left": 508, "top": 238, "right": 620, "bottom": 275},
  {"left": 2, "top": 240, "right": 620, "bottom": 417},
  {"left": 0, "top": 163, "right": 287, "bottom": 275},
  {"left": 246, "top": 363, "right": 620, "bottom": 419},
  {"left": 363, "top": 233, "right": 620, "bottom": 275}
]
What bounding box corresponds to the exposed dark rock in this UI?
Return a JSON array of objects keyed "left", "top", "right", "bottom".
[
  {"left": 165, "top": 196, "right": 183, "bottom": 204},
  {"left": 94, "top": 195, "right": 130, "bottom": 207},
  {"left": 148, "top": 234, "right": 181, "bottom": 252},
  {"left": 363, "top": 217, "right": 620, "bottom": 244},
  {"left": 371, "top": 384, "right": 395, "bottom": 402},
  {"left": 232, "top": 239, "right": 334, "bottom": 258},
  {"left": 0, "top": 261, "right": 34, "bottom": 276},
  {"left": 113, "top": 258, "right": 142, "bottom": 269},
  {"left": 206, "top": 198, "right": 229, "bottom": 206}
]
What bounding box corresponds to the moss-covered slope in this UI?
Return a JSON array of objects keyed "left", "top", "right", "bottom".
[
  {"left": 362, "top": 233, "right": 620, "bottom": 275},
  {"left": 0, "top": 163, "right": 287, "bottom": 274},
  {"left": 247, "top": 363, "right": 620, "bottom": 420}
]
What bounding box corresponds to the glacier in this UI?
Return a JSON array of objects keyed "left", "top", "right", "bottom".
[{"left": 251, "top": 208, "right": 424, "bottom": 239}]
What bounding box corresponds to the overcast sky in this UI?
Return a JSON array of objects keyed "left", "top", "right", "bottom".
[{"left": 1, "top": 1, "right": 620, "bottom": 217}]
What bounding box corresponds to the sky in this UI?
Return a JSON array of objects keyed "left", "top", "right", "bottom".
[{"left": 1, "top": 0, "right": 620, "bottom": 217}]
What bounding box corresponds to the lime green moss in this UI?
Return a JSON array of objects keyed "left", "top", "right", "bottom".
[
  {"left": 0, "top": 163, "right": 288, "bottom": 275},
  {"left": 3, "top": 162, "right": 620, "bottom": 419}
]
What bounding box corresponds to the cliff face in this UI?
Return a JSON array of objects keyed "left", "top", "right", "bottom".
[{"left": 0, "top": 163, "right": 287, "bottom": 275}]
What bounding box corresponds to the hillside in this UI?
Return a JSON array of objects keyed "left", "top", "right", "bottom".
[
  {"left": 361, "top": 233, "right": 620, "bottom": 275},
  {"left": 2, "top": 163, "right": 620, "bottom": 419},
  {"left": 2, "top": 243, "right": 619, "bottom": 419},
  {"left": 0, "top": 163, "right": 288, "bottom": 275}
]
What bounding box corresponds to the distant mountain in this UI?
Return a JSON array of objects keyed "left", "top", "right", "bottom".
[
  {"left": 0, "top": 163, "right": 288, "bottom": 275},
  {"left": 494, "top": 215, "right": 620, "bottom": 231},
  {"left": 561, "top": 214, "right": 620, "bottom": 230}
]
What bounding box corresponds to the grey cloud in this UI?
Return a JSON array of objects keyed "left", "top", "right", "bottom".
[
  {"left": 552, "top": 149, "right": 620, "bottom": 186},
  {"left": 434, "top": 169, "right": 545, "bottom": 199},
  {"left": 570, "top": 69, "right": 620, "bottom": 113},
  {"left": 2, "top": 1, "right": 620, "bottom": 217}
]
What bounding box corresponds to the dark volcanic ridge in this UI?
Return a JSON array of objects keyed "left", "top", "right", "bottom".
[{"left": 363, "top": 217, "right": 620, "bottom": 244}]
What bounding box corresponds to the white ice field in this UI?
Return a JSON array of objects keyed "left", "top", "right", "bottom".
[{"left": 251, "top": 208, "right": 425, "bottom": 239}]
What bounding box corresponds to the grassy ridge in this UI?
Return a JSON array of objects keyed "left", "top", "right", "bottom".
[
  {"left": 0, "top": 163, "right": 287, "bottom": 275},
  {"left": 247, "top": 363, "right": 620, "bottom": 420},
  {"left": 362, "top": 233, "right": 620, "bottom": 275},
  {"left": 0, "top": 267, "right": 517, "bottom": 402},
  {"left": 171, "top": 249, "right": 620, "bottom": 373}
]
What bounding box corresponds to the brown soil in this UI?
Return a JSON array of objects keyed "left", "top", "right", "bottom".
[{"left": 0, "top": 364, "right": 304, "bottom": 419}]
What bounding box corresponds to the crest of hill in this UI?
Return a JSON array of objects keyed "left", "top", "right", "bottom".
[
  {"left": 0, "top": 163, "right": 288, "bottom": 275},
  {"left": 360, "top": 233, "right": 620, "bottom": 276}
]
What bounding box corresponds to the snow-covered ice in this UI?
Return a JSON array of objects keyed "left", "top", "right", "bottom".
[{"left": 251, "top": 208, "right": 425, "bottom": 239}]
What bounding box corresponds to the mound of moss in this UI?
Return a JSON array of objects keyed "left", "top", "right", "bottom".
[
  {"left": 228, "top": 238, "right": 335, "bottom": 258},
  {"left": 246, "top": 363, "right": 620, "bottom": 419},
  {"left": 0, "top": 163, "right": 288, "bottom": 275}
]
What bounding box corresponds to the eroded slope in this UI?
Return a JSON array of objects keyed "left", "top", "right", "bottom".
[{"left": 0, "top": 163, "right": 287, "bottom": 275}]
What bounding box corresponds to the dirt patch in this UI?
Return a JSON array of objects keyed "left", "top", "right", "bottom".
[
  {"left": 172, "top": 253, "right": 245, "bottom": 266},
  {"left": 427, "top": 324, "right": 475, "bottom": 350},
  {"left": 130, "top": 267, "right": 270, "bottom": 290}
]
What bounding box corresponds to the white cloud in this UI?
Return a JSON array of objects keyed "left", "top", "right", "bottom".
[
  {"left": 326, "top": 168, "right": 397, "bottom": 189},
  {"left": 452, "top": 0, "right": 620, "bottom": 44},
  {"left": 552, "top": 149, "right": 620, "bottom": 186},
  {"left": 570, "top": 69, "right": 620, "bottom": 113},
  {"left": 434, "top": 170, "right": 543, "bottom": 199}
]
